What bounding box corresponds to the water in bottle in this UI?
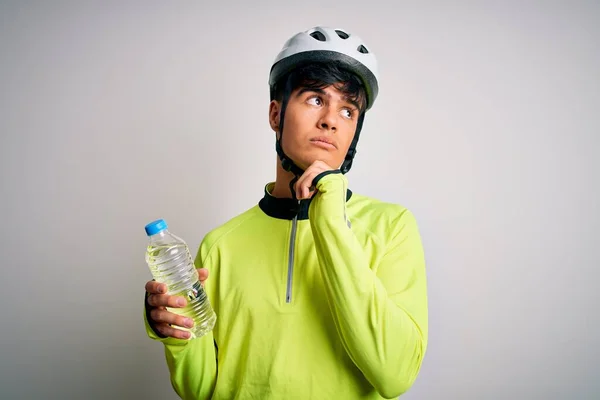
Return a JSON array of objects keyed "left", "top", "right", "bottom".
[{"left": 144, "top": 219, "right": 216, "bottom": 339}]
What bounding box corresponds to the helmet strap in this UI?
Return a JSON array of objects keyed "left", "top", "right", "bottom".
[
  {"left": 275, "top": 75, "right": 306, "bottom": 199},
  {"left": 340, "top": 111, "right": 365, "bottom": 174}
]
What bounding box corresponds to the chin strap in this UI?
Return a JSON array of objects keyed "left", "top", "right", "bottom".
[
  {"left": 288, "top": 175, "right": 300, "bottom": 202},
  {"left": 275, "top": 75, "right": 305, "bottom": 200},
  {"left": 340, "top": 112, "right": 365, "bottom": 174},
  {"left": 276, "top": 75, "right": 305, "bottom": 178}
]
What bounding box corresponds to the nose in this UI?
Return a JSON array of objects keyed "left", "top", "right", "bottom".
[{"left": 318, "top": 106, "right": 338, "bottom": 132}]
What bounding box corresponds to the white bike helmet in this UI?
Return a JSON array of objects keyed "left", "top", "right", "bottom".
[{"left": 269, "top": 26, "right": 379, "bottom": 110}]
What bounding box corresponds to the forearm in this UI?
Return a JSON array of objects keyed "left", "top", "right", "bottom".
[
  {"left": 309, "top": 173, "right": 427, "bottom": 397},
  {"left": 143, "top": 296, "right": 217, "bottom": 399}
]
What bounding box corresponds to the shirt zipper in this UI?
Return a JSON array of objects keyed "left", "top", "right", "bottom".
[
  {"left": 286, "top": 204, "right": 299, "bottom": 303},
  {"left": 284, "top": 189, "right": 348, "bottom": 303}
]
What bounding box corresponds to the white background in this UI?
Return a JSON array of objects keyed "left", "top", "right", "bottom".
[{"left": 1, "top": 1, "right": 598, "bottom": 399}]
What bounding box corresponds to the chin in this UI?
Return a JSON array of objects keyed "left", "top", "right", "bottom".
[
  {"left": 297, "top": 155, "right": 340, "bottom": 170},
  {"left": 285, "top": 144, "right": 344, "bottom": 169}
]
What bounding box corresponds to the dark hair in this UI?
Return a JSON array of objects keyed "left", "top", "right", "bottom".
[{"left": 271, "top": 62, "right": 367, "bottom": 113}]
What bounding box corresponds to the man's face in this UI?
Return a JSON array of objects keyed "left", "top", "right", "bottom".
[{"left": 269, "top": 84, "right": 361, "bottom": 170}]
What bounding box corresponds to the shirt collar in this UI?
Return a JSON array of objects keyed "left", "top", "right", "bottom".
[{"left": 258, "top": 182, "right": 353, "bottom": 220}]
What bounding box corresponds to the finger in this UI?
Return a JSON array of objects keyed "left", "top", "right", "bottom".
[
  {"left": 294, "top": 179, "right": 303, "bottom": 199},
  {"left": 293, "top": 176, "right": 303, "bottom": 197},
  {"left": 154, "top": 323, "right": 192, "bottom": 340},
  {"left": 296, "top": 175, "right": 305, "bottom": 199},
  {"left": 306, "top": 174, "right": 319, "bottom": 198},
  {"left": 196, "top": 268, "right": 209, "bottom": 283},
  {"left": 145, "top": 280, "right": 167, "bottom": 295},
  {"left": 300, "top": 182, "right": 309, "bottom": 199},
  {"left": 150, "top": 308, "right": 194, "bottom": 328},
  {"left": 295, "top": 179, "right": 303, "bottom": 199},
  {"left": 301, "top": 172, "right": 318, "bottom": 199},
  {"left": 296, "top": 162, "right": 326, "bottom": 199},
  {"left": 296, "top": 173, "right": 312, "bottom": 199},
  {"left": 304, "top": 165, "right": 327, "bottom": 195},
  {"left": 315, "top": 160, "right": 333, "bottom": 170},
  {"left": 147, "top": 294, "right": 187, "bottom": 308}
]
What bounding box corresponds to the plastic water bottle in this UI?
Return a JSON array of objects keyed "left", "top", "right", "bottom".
[{"left": 144, "top": 219, "right": 216, "bottom": 339}]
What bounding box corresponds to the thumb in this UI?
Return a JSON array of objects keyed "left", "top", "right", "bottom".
[{"left": 196, "top": 267, "right": 209, "bottom": 283}]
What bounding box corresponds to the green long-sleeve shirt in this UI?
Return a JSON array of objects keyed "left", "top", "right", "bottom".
[{"left": 145, "top": 172, "right": 428, "bottom": 399}]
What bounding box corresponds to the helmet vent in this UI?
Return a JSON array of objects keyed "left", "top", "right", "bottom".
[
  {"left": 357, "top": 44, "right": 369, "bottom": 54},
  {"left": 309, "top": 30, "right": 327, "bottom": 42},
  {"left": 335, "top": 30, "right": 349, "bottom": 39}
]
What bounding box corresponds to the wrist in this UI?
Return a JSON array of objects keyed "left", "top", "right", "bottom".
[
  {"left": 310, "top": 171, "right": 349, "bottom": 220},
  {"left": 312, "top": 169, "right": 342, "bottom": 187}
]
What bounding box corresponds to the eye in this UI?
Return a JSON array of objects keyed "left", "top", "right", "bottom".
[
  {"left": 307, "top": 96, "right": 322, "bottom": 106},
  {"left": 341, "top": 108, "right": 354, "bottom": 119}
]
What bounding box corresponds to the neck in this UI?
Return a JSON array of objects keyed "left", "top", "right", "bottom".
[{"left": 271, "top": 160, "right": 297, "bottom": 198}]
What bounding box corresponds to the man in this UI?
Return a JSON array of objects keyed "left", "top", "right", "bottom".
[{"left": 144, "top": 26, "right": 428, "bottom": 399}]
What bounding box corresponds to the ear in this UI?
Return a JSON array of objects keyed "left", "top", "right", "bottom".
[{"left": 268, "top": 100, "right": 281, "bottom": 135}]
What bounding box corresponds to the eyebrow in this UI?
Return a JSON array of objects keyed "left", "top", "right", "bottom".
[{"left": 296, "top": 87, "right": 361, "bottom": 111}]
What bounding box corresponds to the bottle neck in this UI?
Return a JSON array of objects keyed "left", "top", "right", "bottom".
[{"left": 149, "top": 229, "right": 169, "bottom": 243}]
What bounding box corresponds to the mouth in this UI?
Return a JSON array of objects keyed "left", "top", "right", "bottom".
[{"left": 310, "top": 137, "right": 337, "bottom": 150}]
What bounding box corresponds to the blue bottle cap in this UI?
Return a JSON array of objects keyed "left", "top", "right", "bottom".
[{"left": 145, "top": 219, "right": 168, "bottom": 236}]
